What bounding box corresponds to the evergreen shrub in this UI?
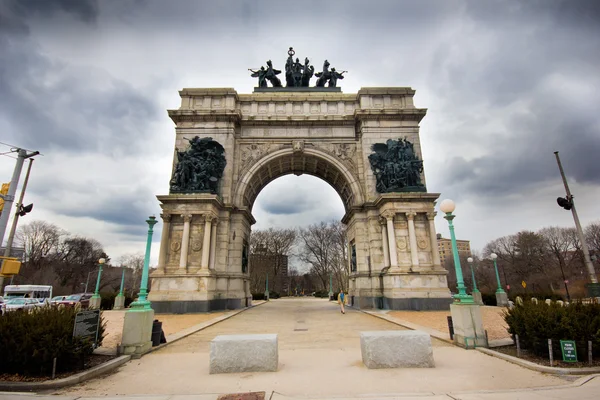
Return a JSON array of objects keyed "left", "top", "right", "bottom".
[
  {"left": 504, "top": 301, "right": 600, "bottom": 359},
  {"left": 0, "top": 306, "right": 105, "bottom": 376}
]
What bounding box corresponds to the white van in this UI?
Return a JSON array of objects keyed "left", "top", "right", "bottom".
[{"left": 3, "top": 285, "right": 53, "bottom": 303}]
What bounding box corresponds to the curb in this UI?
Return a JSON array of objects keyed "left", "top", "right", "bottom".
[
  {"left": 143, "top": 300, "right": 268, "bottom": 356},
  {"left": 359, "top": 309, "right": 454, "bottom": 345},
  {"left": 477, "top": 347, "right": 600, "bottom": 375},
  {"left": 0, "top": 355, "right": 131, "bottom": 392}
]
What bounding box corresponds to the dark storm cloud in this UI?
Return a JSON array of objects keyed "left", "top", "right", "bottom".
[
  {"left": 0, "top": 0, "right": 160, "bottom": 156},
  {"left": 260, "top": 189, "right": 315, "bottom": 215},
  {"left": 429, "top": 0, "right": 600, "bottom": 201}
]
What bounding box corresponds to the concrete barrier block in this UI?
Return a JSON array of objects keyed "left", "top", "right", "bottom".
[
  {"left": 360, "top": 330, "right": 434, "bottom": 369},
  {"left": 210, "top": 334, "right": 278, "bottom": 374}
]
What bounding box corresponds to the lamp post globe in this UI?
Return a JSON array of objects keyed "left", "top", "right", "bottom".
[
  {"left": 439, "top": 199, "right": 456, "bottom": 214},
  {"left": 439, "top": 199, "right": 473, "bottom": 304}
]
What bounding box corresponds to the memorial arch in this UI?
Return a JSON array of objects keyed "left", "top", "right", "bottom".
[{"left": 148, "top": 86, "right": 453, "bottom": 313}]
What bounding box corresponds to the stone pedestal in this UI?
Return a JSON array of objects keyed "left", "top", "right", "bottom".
[
  {"left": 119, "top": 309, "right": 154, "bottom": 356},
  {"left": 113, "top": 294, "right": 125, "bottom": 310},
  {"left": 472, "top": 291, "right": 483, "bottom": 305},
  {"left": 360, "top": 330, "right": 435, "bottom": 368},
  {"left": 210, "top": 334, "right": 278, "bottom": 374},
  {"left": 88, "top": 296, "right": 101, "bottom": 310},
  {"left": 496, "top": 291, "right": 509, "bottom": 307},
  {"left": 450, "top": 303, "right": 488, "bottom": 348}
]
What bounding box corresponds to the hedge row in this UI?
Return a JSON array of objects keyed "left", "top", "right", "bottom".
[
  {"left": 504, "top": 301, "right": 600, "bottom": 359},
  {"left": 0, "top": 306, "right": 105, "bottom": 376}
]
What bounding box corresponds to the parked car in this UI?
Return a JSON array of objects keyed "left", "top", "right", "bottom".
[
  {"left": 50, "top": 295, "right": 68, "bottom": 305},
  {"left": 58, "top": 293, "right": 93, "bottom": 309},
  {"left": 1, "top": 298, "right": 45, "bottom": 314}
]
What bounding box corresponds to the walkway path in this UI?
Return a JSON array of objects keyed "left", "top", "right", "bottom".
[{"left": 54, "top": 298, "right": 566, "bottom": 398}]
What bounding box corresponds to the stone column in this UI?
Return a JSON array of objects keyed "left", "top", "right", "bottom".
[
  {"left": 406, "top": 212, "right": 420, "bottom": 268},
  {"left": 179, "top": 214, "right": 192, "bottom": 270},
  {"left": 158, "top": 213, "right": 171, "bottom": 271},
  {"left": 201, "top": 215, "right": 213, "bottom": 269},
  {"left": 209, "top": 218, "right": 218, "bottom": 270},
  {"left": 427, "top": 212, "right": 442, "bottom": 268},
  {"left": 382, "top": 211, "right": 398, "bottom": 269},
  {"left": 379, "top": 217, "right": 390, "bottom": 268}
]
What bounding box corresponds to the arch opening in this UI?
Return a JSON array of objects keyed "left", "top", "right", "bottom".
[{"left": 235, "top": 148, "right": 364, "bottom": 215}]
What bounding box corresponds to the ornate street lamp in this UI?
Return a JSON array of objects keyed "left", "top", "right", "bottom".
[
  {"left": 264, "top": 272, "right": 269, "bottom": 301},
  {"left": 467, "top": 257, "right": 479, "bottom": 294},
  {"left": 490, "top": 253, "right": 505, "bottom": 294},
  {"left": 130, "top": 215, "right": 158, "bottom": 310},
  {"left": 439, "top": 199, "right": 474, "bottom": 304},
  {"left": 89, "top": 257, "right": 106, "bottom": 308},
  {"left": 490, "top": 253, "right": 509, "bottom": 307},
  {"left": 467, "top": 257, "right": 483, "bottom": 304}
]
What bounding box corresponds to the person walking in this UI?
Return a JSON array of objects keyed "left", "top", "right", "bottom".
[{"left": 337, "top": 290, "right": 347, "bottom": 314}]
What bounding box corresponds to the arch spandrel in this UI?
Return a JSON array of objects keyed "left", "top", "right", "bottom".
[{"left": 233, "top": 147, "right": 365, "bottom": 214}]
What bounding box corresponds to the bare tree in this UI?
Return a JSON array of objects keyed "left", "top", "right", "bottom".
[
  {"left": 119, "top": 253, "right": 145, "bottom": 293},
  {"left": 55, "top": 237, "right": 108, "bottom": 291},
  {"left": 585, "top": 221, "right": 600, "bottom": 256},
  {"left": 15, "top": 220, "right": 66, "bottom": 268},
  {"left": 297, "top": 221, "right": 348, "bottom": 291}
]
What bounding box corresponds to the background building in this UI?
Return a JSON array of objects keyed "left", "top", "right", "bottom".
[
  {"left": 437, "top": 233, "right": 471, "bottom": 265},
  {"left": 249, "top": 249, "right": 289, "bottom": 295}
]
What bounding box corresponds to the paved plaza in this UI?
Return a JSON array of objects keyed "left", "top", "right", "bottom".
[{"left": 42, "top": 298, "right": 572, "bottom": 398}]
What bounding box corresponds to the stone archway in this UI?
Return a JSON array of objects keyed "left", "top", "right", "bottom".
[{"left": 148, "top": 87, "right": 452, "bottom": 313}]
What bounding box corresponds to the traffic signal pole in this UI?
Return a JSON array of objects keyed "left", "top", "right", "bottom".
[{"left": 554, "top": 151, "right": 597, "bottom": 284}]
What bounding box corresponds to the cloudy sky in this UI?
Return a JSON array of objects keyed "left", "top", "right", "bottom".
[{"left": 1, "top": 0, "right": 599, "bottom": 267}]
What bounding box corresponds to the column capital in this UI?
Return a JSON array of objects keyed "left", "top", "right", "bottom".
[
  {"left": 181, "top": 214, "right": 193, "bottom": 223},
  {"left": 426, "top": 211, "right": 437, "bottom": 220},
  {"left": 379, "top": 216, "right": 388, "bottom": 226},
  {"left": 406, "top": 211, "right": 417, "bottom": 220},
  {"left": 381, "top": 210, "right": 395, "bottom": 221},
  {"left": 160, "top": 213, "right": 172, "bottom": 223},
  {"left": 203, "top": 213, "right": 217, "bottom": 223}
]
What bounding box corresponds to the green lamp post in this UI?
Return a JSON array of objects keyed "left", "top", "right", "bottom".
[
  {"left": 130, "top": 215, "right": 158, "bottom": 310},
  {"left": 490, "top": 252, "right": 509, "bottom": 307},
  {"left": 264, "top": 273, "right": 269, "bottom": 301},
  {"left": 490, "top": 253, "right": 505, "bottom": 294},
  {"left": 328, "top": 273, "right": 333, "bottom": 300},
  {"left": 90, "top": 257, "right": 106, "bottom": 308},
  {"left": 439, "top": 199, "right": 474, "bottom": 304},
  {"left": 467, "top": 257, "right": 479, "bottom": 293}
]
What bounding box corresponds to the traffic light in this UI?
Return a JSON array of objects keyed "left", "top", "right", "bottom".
[
  {"left": 18, "top": 203, "right": 33, "bottom": 216},
  {"left": 557, "top": 197, "right": 572, "bottom": 210}
]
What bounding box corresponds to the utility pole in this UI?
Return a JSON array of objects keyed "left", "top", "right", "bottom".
[
  {"left": 0, "top": 159, "right": 34, "bottom": 293},
  {"left": 0, "top": 149, "right": 38, "bottom": 294},
  {"left": 554, "top": 151, "right": 597, "bottom": 284}
]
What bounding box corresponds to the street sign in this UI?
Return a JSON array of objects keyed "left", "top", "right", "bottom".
[
  {"left": 521, "top": 281, "right": 526, "bottom": 289},
  {"left": 586, "top": 283, "right": 600, "bottom": 297},
  {"left": 73, "top": 309, "right": 101, "bottom": 347},
  {"left": 560, "top": 340, "right": 578, "bottom": 362}
]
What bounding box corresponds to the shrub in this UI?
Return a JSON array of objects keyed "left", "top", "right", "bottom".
[
  {"left": 313, "top": 290, "right": 329, "bottom": 298},
  {"left": 504, "top": 301, "right": 600, "bottom": 359},
  {"left": 0, "top": 306, "right": 106, "bottom": 376}
]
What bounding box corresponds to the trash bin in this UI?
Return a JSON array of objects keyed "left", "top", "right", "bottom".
[{"left": 152, "top": 319, "right": 163, "bottom": 347}]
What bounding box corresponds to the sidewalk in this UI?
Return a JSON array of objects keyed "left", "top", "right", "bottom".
[{"left": 2, "top": 374, "right": 599, "bottom": 399}]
